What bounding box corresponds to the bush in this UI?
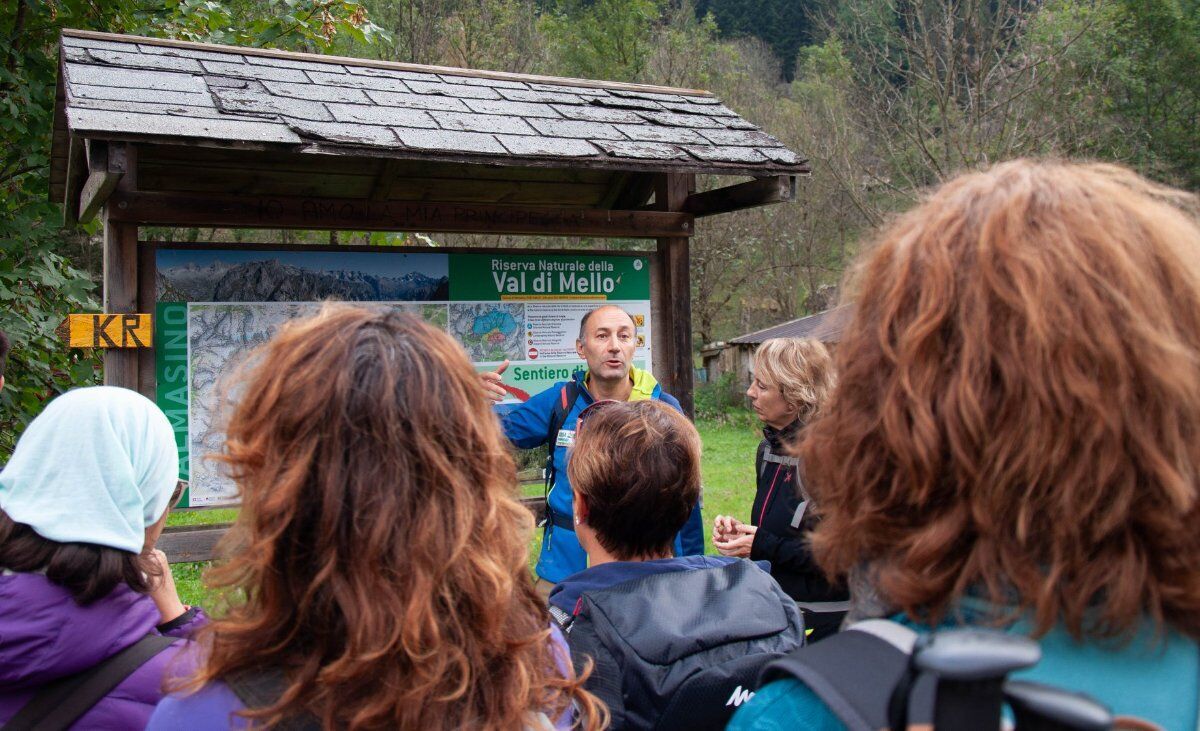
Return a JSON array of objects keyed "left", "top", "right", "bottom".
[{"left": 694, "top": 372, "right": 748, "bottom": 421}]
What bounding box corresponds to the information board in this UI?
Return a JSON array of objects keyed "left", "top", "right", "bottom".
[{"left": 154, "top": 247, "right": 652, "bottom": 507}]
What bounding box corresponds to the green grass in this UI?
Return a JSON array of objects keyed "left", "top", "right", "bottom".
[
  {"left": 697, "top": 411, "right": 764, "bottom": 552},
  {"left": 166, "top": 508, "right": 239, "bottom": 527},
  {"left": 168, "top": 412, "right": 765, "bottom": 608}
]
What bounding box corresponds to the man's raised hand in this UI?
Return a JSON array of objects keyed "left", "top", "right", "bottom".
[{"left": 479, "top": 359, "right": 510, "bottom": 402}]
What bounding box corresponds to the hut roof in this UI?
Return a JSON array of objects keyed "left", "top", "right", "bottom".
[
  {"left": 729, "top": 306, "right": 852, "bottom": 345},
  {"left": 50, "top": 30, "right": 809, "bottom": 201}
]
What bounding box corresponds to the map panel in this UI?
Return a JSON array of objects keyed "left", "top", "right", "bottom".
[
  {"left": 449, "top": 303, "right": 525, "bottom": 362},
  {"left": 187, "top": 302, "right": 444, "bottom": 505}
]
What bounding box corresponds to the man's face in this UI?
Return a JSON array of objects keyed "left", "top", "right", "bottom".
[{"left": 576, "top": 307, "right": 637, "bottom": 383}]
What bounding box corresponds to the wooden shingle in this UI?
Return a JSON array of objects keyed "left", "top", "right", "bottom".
[{"left": 51, "top": 28, "right": 810, "bottom": 202}]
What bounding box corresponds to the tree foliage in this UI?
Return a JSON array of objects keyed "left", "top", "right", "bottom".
[
  {"left": 0, "top": 0, "right": 384, "bottom": 458},
  {"left": 540, "top": 0, "right": 663, "bottom": 81},
  {"left": 695, "top": 0, "right": 814, "bottom": 80},
  {"left": 2, "top": 0, "right": 1198, "bottom": 455}
]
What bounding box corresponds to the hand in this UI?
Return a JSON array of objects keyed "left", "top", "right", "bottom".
[
  {"left": 713, "top": 524, "right": 756, "bottom": 558},
  {"left": 146, "top": 548, "right": 188, "bottom": 625},
  {"left": 712, "top": 514, "right": 745, "bottom": 542},
  {"left": 479, "top": 359, "right": 510, "bottom": 402}
]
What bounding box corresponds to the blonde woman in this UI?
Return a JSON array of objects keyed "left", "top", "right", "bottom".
[{"left": 713, "top": 338, "right": 848, "bottom": 640}]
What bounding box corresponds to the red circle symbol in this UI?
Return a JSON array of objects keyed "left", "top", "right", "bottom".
[{"left": 528, "top": 347, "right": 539, "bottom": 359}]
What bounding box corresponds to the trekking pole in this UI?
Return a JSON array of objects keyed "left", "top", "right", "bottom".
[
  {"left": 1004, "top": 680, "right": 1112, "bottom": 731},
  {"left": 911, "top": 629, "right": 1041, "bottom": 729}
]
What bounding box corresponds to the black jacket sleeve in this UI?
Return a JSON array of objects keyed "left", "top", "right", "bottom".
[{"left": 749, "top": 524, "right": 821, "bottom": 575}]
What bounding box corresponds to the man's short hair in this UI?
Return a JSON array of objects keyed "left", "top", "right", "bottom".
[
  {"left": 578, "top": 305, "right": 638, "bottom": 342},
  {"left": 0, "top": 329, "right": 9, "bottom": 378},
  {"left": 566, "top": 400, "right": 701, "bottom": 559}
]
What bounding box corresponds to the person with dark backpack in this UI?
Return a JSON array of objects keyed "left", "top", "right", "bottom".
[
  {"left": 549, "top": 399, "right": 805, "bottom": 731},
  {"left": 0, "top": 387, "right": 204, "bottom": 730}
]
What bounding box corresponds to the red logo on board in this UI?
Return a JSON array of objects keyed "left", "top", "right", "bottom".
[{"left": 528, "top": 347, "right": 539, "bottom": 359}]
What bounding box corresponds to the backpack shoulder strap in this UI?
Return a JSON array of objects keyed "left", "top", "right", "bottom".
[
  {"left": 545, "top": 381, "right": 582, "bottom": 451},
  {"left": 548, "top": 602, "right": 575, "bottom": 632},
  {"left": 4, "top": 633, "right": 177, "bottom": 731},
  {"left": 225, "top": 668, "right": 322, "bottom": 731},
  {"left": 542, "top": 382, "right": 583, "bottom": 531},
  {"left": 760, "top": 619, "right": 934, "bottom": 731}
]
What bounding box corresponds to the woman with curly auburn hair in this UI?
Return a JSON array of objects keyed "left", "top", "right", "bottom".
[
  {"left": 147, "top": 305, "right": 605, "bottom": 731},
  {"left": 731, "top": 160, "right": 1200, "bottom": 730}
]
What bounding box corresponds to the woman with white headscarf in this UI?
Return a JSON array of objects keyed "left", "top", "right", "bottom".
[{"left": 0, "top": 386, "right": 206, "bottom": 730}]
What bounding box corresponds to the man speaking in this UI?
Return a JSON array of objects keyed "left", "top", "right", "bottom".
[{"left": 481, "top": 304, "right": 705, "bottom": 598}]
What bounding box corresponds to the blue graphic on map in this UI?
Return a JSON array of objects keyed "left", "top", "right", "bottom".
[{"left": 449, "top": 303, "right": 526, "bottom": 361}]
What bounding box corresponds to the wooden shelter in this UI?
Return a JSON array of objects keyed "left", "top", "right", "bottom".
[
  {"left": 49, "top": 31, "right": 807, "bottom": 560},
  {"left": 700, "top": 306, "right": 850, "bottom": 389},
  {"left": 50, "top": 29, "right": 808, "bottom": 419}
]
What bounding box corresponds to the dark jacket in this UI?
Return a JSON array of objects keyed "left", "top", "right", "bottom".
[
  {"left": 550, "top": 556, "right": 804, "bottom": 730},
  {"left": 0, "top": 572, "right": 206, "bottom": 730},
  {"left": 750, "top": 420, "right": 849, "bottom": 640}
]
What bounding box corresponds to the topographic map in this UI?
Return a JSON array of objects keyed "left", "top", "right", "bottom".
[
  {"left": 187, "top": 302, "right": 447, "bottom": 504},
  {"left": 448, "top": 303, "right": 525, "bottom": 362}
]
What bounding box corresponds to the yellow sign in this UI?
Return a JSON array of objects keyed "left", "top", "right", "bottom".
[{"left": 58, "top": 314, "right": 153, "bottom": 348}]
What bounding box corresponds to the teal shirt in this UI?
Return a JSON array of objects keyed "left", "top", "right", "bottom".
[{"left": 729, "top": 614, "right": 1199, "bottom": 731}]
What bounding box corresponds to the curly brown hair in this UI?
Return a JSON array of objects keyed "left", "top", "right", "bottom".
[
  {"left": 187, "top": 304, "right": 605, "bottom": 730},
  {"left": 802, "top": 160, "right": 1200, "bottom": 641}
]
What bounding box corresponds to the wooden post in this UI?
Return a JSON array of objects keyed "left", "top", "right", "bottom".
[
  {"left": 102, "top": 205, "right": 138, "bottom": 389},
  {"left": 136, "top": 243, "right": 156, "bottom": 398},
  {"left": 655, "top": 172, "right": 696, "bottom": 417}
]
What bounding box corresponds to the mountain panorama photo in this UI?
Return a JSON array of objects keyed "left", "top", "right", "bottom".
[{"left": 158, "top": 256, "right": 449, "bottom": 303}]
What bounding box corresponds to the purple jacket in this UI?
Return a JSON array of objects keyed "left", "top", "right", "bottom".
[
  {"left": 0, "top": 572, "right": 206, "bottom": 730},
  {"left": 148, "top": 624, "right": 577, "bottom": 730}
]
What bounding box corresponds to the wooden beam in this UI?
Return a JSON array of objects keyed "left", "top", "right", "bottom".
[
  {"left": 598, "top": 171, "right": 632, "bottom": 210},
  {"left": 158, "top": 523, "right": 230, "bottom": 564},
  {"left": 655, "top": 173, "right": 696, "bottom": 418},
  {"left": 158, "top": 497, "right": 549, "bottom": 563},
  {"left": 684, "top": 175, "right": 795, "bottom": 217},
  {"left": 107, "top": 191, "right": 695, "bottom": 239},
  {"left": 368, "top": 158, "right": 404, "bottom": 202},
  {"left": 114, "top": 143, "right": 137, "bottom": 192},
  {"left": 62, "top": 136, "right": 86, "bottom": 226},
  {"left": 102, "top": 206, "right": 138, "bottom": 389},
  {"left": 136, "top": 242, "right": 157, "bottom": 398},
  {"left": 610, "top": 173, "right": 657, "bottom": 210},
  {"left": 79, "top": 140, "right": 128, "bottom": 224}
]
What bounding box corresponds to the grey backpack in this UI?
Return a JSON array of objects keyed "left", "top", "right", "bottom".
[{"left": 556, "top": 560, "right": 805, "bottom": 730}]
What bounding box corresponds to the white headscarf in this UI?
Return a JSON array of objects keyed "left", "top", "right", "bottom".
[{"left": 0, "top": 386, "right": 179, "bottom": 553}]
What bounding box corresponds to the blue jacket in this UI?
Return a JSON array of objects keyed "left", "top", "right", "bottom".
[{"left": 499, "top": 367, "right": 705, "bottom": 583}]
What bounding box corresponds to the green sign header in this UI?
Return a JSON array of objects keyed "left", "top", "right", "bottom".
[{"left": 449, "top": 253, "right": 650, "bottom": 301}]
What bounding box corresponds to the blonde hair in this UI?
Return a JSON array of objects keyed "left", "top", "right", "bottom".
[{"left": 753, "top": 338, "right": 837, "bottom": 422}]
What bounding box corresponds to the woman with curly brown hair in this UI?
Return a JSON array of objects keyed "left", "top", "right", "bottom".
[
  {"left": 147, "top": 305, "right": 605, "bottom": 731},
  {"left": 731, "top": 160, "right": 1200, "bottom": 730}
]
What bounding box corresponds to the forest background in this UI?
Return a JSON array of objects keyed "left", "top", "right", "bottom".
[{"left": 1, "top": 0, "right": 1198, "bottom": 455}]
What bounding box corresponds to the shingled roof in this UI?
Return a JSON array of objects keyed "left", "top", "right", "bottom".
[
  {"left": 729, "top": 306, "right": 853, "bottom": 345},
  {"left": 51, "top": 29, "right": 808, "bottom": 199}
]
